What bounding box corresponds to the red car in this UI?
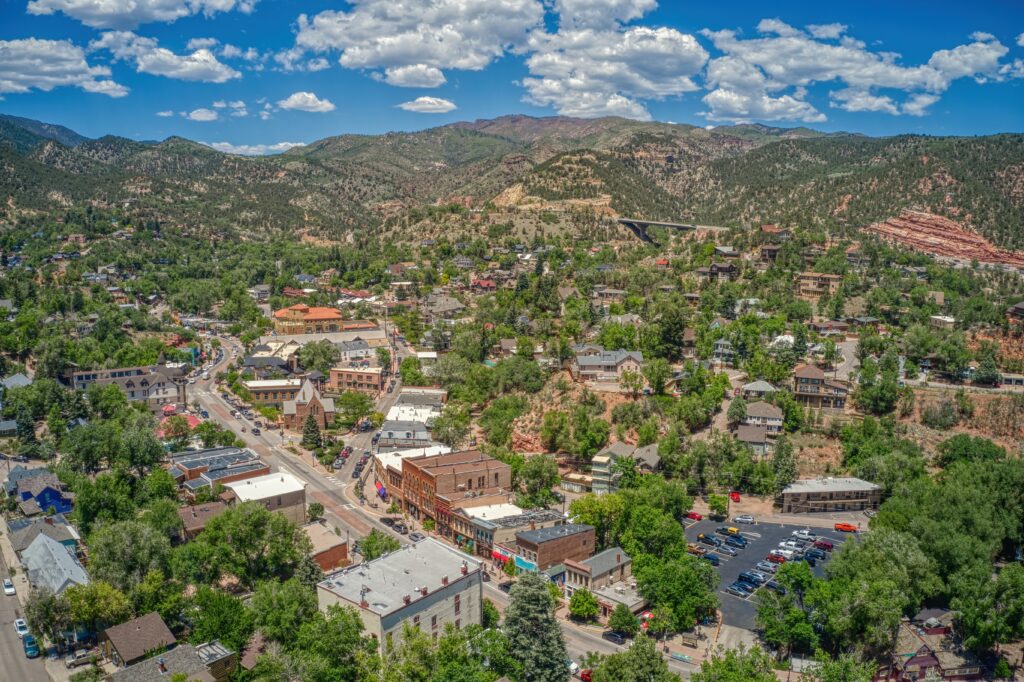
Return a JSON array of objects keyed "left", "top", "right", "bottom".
[
  {"left": 834, "top": 522, "right": 858, "bottom": 533},
  {"left": 580, "top": 671, "right": 592, "bottom": 682},
  {"left": 766, "top": 554, "right": 786, "bottom": 564},
  {"left": 814, "top": 540, "right": 834, "bottom": 551},
  {"left": 686, "top": 511, "right": 703, "bottom": 521},
  {"left": 730, "top": 492, "right": 741, "bottom": 503}
]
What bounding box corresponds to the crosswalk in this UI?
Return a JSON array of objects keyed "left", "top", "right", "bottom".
[{"left": 324, "top": 475, "right": 346, "bottom": 488}]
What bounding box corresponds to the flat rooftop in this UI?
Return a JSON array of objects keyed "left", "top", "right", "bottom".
[
  {"left": 782, "top": 477, "right": 880, "bottom": 495},
  {"left": 516, "top": 523, "right": 593, "bottom": 545},
  {"left": 460, "top": 503, "right": 524, "bottom": 521},
  {"left": 318, "top": 538, "right": 480, "bottom": 617},
  {"left": 241, "top": 379, "right": 303, "bottom": 389},
  {"left": 225, "top": 471, "right": 305, "bottom": 500}
]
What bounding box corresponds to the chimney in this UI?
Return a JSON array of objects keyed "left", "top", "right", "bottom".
[
  {"left": 157, "top": 658, "right": 167, "bottom": 673},
  {"left": 44, "top": 517, "right": 54, "bottom": 526},
  {"left": 442, "top": 575, "right": 448, "bottom": 586},
  {"left": 403, "top": 595, "right": 411, "bottom": 605},
  {"left": 361, "top": 598, "right": 369, "bottom": 608},
  {"left": 616, "top": 553, "right": 621, "bottom": 564},
  {"left": 460, "top": 561, "right": 468, "bottom": 575},
  {"left": 420, "top": 586, "right": 428, "bottom": 596}
]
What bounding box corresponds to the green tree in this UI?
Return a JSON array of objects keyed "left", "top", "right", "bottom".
[
  {"left": 358, "top": 529, "right": 401, "bottom": 561},
  {"left": 691, "top": 645, "right": 777, "bottom": 682},
  {"left": 251, "top": 578, "right": 317, "bottom": 646},
  {"left": 25, "top": 587, "right": 71, "bottom": 643},
  {"left": 482, "top": 598, "right": 501, "bottom": 630},
  {"left": 707, "top": 494, "right": 728, "bottom": 519},
  {"left": 65, "top": 581, "right": 132, "bottom": 634},
  {"left": 804, "top": 652, "right": 876, "bottom": 682},
  {"left": 376, "top": 346, "right": 392, "bottom": 371},
  {"left": 293, "top": 603, "right": 375, "bottom": 681},
  {"left": 771, "top": 435, "right": 797, "bottom": 493},
  {"left": 298, "top": 339, "right": 341, "bottom": 375},
  {"left": 608, "top": 603, "right": 640, "bottom": 636},
  {"left": 619, "top": 369, "right": 644, "bottom": 399},
  {"left": 590, "top": 634, "right": 679, "bottom": 682},
  {"left": 635, "top": 556, "right": 718, "bottom": 632},
  {"left": 936, "top": 434, "right": 1005, "bottom": 468},
  {"left": 302, "top": 413, "right": 323, "bottom": 449},
  {"left": 188, "top": 587, "right": 255, "bottom": 653},
  {"left": 519, "top": 455, "right": 559, "bottom": 507},
  {"left": 336, "top": 391, "right": 373, "bottom": 429},
  {"left": 726, "top": 397, "right": 747, "bottom": 425},
  {"left": 431, "top": 402, "right": 471, "bottom": 448},
  {"left": 504, "top": 572, "right": 568, "bottom": 682},
  {"left": 87, "top": 519, "right": 171, "bottom": 592},
  {"left": 568, "top": 587, "right": 600, "bottom": 621},
  {"left": 642, "top": 359, "right": 672, "bottom": 396},
  {"left": 307, "top": 502, "right": 325, "bottom": 521}
]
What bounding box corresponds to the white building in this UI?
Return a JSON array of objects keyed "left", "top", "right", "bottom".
[
  {"left": 224, "top": 472, "right": 307, "bottom": 525},
  {"left": 317, "top": 538, "right": 483, "bottom": 648}
]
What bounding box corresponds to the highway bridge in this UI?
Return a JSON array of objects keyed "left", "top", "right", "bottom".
[{"left": 617, "top": 218, "right": 727, "bottom": 244}]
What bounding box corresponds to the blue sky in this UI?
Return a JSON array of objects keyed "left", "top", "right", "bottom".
[{"left": 1, "top": 0, "right": 1023, "bottom": 154}]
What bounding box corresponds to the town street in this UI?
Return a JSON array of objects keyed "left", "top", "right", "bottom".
[{"left": 0, "top": 549, "right": 48, "bottom": 682}]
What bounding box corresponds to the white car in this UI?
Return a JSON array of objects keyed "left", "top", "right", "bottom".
[
  {"left": 733, "top": 515, "right": 755, "bottom": 524},
  {"left": 14, "top": 618, "right": 29, "bottom": 638},
  {"left": 778, "top": 541, "right": 801, "bottom": 551},
  {"left": 566, "top": 660, "right": 580, "bottom": 675},
  {"left": 792, "top": 529, "right": 815, "bottom": 540},
  {"left": 2, "top": 578, "right": 15, "bottom": 596}
]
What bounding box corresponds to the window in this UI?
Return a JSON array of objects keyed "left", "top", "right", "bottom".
[
  {"left": 454, "top": 594, "right": 461, "bottom": 615},
  {"left": 455, "top": 619, "right": 460, "bottom": 630},
  {"left": 431, "top": 615, "right": 437, "bottom": 629},
  {"left": 413, "top": 615, "right": 420, "bottom": 627}
]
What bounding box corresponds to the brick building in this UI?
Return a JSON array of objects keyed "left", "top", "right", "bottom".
[
  {"left": 283, "top": 379, "right": 336, "bottom": 431},
  {"left": 779, "top": 477, "right": 881, "bottom": 514},
  {"left": 400, "top": 451, "right": 512, "bottom": 534},
  {"left": 328, "top": 366, "right": 385, "bottom": 395},
  {"left": 513, "top": 524, "right": 595, "bottom": 572},
  {"left": 272, "top": 304, "right": 345, "bottom": 334},
  {"left": 241, "top": 378, "right": 303, "bottom": 407}
]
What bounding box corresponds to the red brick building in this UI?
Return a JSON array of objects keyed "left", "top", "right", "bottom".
[
  {"left": 283, "top": 379, "right": 336, "bottom": 431},
  {"left": 401, "top": 450, "right": 512, "bottom": 535}
]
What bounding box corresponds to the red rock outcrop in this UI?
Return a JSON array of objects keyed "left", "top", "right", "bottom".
[{"left": 862, "top": 209, "right": 1024, "bottom": 268}]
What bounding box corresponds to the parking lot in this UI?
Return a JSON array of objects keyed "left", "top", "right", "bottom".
[{"left": 683, "top": 518, "right": 855, "bottom": 630}]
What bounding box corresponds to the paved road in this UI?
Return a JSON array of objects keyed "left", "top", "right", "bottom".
[{"left": 0, "top": 552, "right": 48, "bottom": 682}]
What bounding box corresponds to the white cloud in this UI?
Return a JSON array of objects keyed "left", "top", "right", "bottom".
[
  {"left": 27, "top": 0, "right": 258, "bottom": 30},
  {"left": 277, "top": 91, "right": 336, "bottom": 112},
  {"left": 1017, "top": 32, "right": 1024, "bottom": 47},
  {"left": 202, "top": 140, "right": 304, "bottom": 155},
  {"left": 0, "top": 38, "right": 127, "bottom": 97},
  {"left": 156, "top": 110, "right": 174, "bottom": 116},
  {"left": 382, "top": 64, "right": 447, "bottom": 88},
  {"left": 523, "top": 25, "right": 708, "bottom": 120},
  {"left": 397, "top": 96, "right": 457, "bottom": 113},
  {"left": 212, "top": 100, "right": 227, "bottom": 108},
  {"left": 228, "top": 100, "right": 248, "bottom": 116},
  {"left": 220, "top": 44, "right": 262, "bottom": 62},
  {"left": 554, "top": 0, "right": 656, "bottom": 29},
  {"left": 295, "top": 0, "right": 544, "bottom": 82},
  {"left": 91, "top": 31, "right": 240, "bottom": 82},
  {"left": 184, "top": 108, "right": 219, "bottom": 121},
  {"left": 187, "top": 37, "right": 219, "bottom": 50},
  {"left": 700, "top": 22, "right": 1019, "bottom": 121},
  {"left": 806, "top": 23, "right": 846, "bottom": 40}
]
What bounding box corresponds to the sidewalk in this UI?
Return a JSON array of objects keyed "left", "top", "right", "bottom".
[{"left": 0, "top": 527, "right": 30, "bottom": 609}]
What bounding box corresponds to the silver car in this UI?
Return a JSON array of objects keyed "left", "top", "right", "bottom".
[{"left": 733, "top": 515, "right": 755, "bottom": 524}]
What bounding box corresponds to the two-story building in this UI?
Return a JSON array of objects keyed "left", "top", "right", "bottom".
[
  {"left": 779, "top": 477, "right": 881, "bottom": 514},
  {"left": 400, "top": 450, "right": 512, "bottom": 535},
  {"left": 743, "top": 401, "right": 784, "bottom": 435},
  {"left": 564, "top": 548, "right": 644, "bottom": 621},
  {"left": 571, "top": 348, "right": 643, "bottom": 383},
  {"left": 241, "top": 378, "right": 303, "bottom": 407},
  {"left": 792, "top": 364, "right": 849, "bottom": 410},
  {"left": 796, "top": 272, "right": 842, "bottom": 298},
  {"left": 317, "top": 539, "right": 483, "bottom": 649},
  {"left": 513, "top": 524, "right": 596, "bottom": 572},
  {"left": 224, "top": 472, "right": 307, "bottom": 525},
  {"left": 70, "top": 362, "right": 187, "bottom": 413},
  {"left": 272, "top": 304, "right": 345, "bottom": 335},
  {"left": 695, "top": 262, "right": 739, "bottom": 283},
  {"left": 328, "top": 366, "right": 385, "bottom": 395}
]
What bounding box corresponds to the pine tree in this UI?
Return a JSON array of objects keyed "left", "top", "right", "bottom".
[
  {"left": 301, "top": 413, "right": 322, "bottom": 449},
  {"left": 504, "top": 572, "right": 568, "bottom": 682}
]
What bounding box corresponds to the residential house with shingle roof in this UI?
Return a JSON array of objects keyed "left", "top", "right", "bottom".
[
  {"left": 7, "top": 514, "right": 79, "bottom": 554},
  {"left": 101, "top": 612, "right": 176, "bottom": 668},
  {"left": 743, "top": 402, "right": 784, "bottom": 435},
  {"left": 571, "top": 348, "right": 643, "bottom": 383},
  {"left": 22, "top": 533, "right": 89, "bottom": 594}
]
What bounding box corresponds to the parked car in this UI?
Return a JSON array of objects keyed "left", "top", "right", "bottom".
[
  {"left": 814, "top": 539, "right": 834, "bottom": 551},
  {"left": 834, "top": 522, "right": 858, "bottom": 533},
  {"left": 739, "top": 571, "right": 766, "bottom": 585},
  {"left": 801, "top": 556, "right": 817, "bottom": 567},
  {"left": 716, "top": 544, "right": 738, "bottom": 557},
  {"left": 724, "top": 535, "right": 747, "bottom": 549},
  {"left": 748, "top": 570, "right": 770, "bottom": 583},
  {"left": 381, "top": 517, "right": 397, "bottom": 527},
  {"left": 702, "top": 553, "right": 720, "bottom": 566},
  {"left": 697, "top": 534, "right": 720, "bottom": 547},
  {"left": 765, "top": 580, "right": 787, "bottom": 595},
  {"left": 409, "top": 532, "right": 426, "bottom": 542},
  {"left": 778, "top": 540, "right": 801, "bottom": 551},
  {"left": 725, "top": 584, "right": 751, "bottom": 598},
  {"left": 567, "top": 660, "right": 580, "bottom": 675},
  {"left": 23, "top": 634, "right": 40, "bottom": 658},
  {"left": 65, "top": 649, "right": 94, "bottom": 669},
  {"left": 350, "top": 469, "right": 361, "bottom": 479},
  {"left": 686, "top": 543, "right": 706, "bottom": 557},
  {"left": 770, "top": 548, "right": 795, "bottom": 560},
  {"left": 792, "top": 529, "right": 815, "bottom": 540},
  {"left": 14, "top": 618, "right": 29, "bottom": 638},
  {"left": 755, "top": 561, "right": 778, "bottom": 573},
  {"left": 602, "top": 631, "right": 626, "bottom": 645},
  {"left": 729, "top": 492, "right": 741, "bottom": 502},
  {"left": 766, "top": 553, "right": 787, "bottom": 564},
  {"left": 733, "top": 515, "right": 755, "bottom": 524},
  {"left": 3, "top": 578, "right": 15, "bottom": 596},
  {"left": 333, "top": 458, "right": 345, "bottom": 469},
  {"left": 805, "top": 548, "right": 827, "bottom": 560},
  {"left": 685, "top": 511, "right": 703, "bottom": 521},
  {"left": 393, "top": 523, "right": 409, "bottom": 535}
]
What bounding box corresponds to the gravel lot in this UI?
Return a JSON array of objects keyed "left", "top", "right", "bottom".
[{"left": 683, "top": 518, "right": 856, "bottom": 630}]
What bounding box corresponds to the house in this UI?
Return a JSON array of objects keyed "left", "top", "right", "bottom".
[
  {"left": 1006, "top": 301, "right": 1024, "bottom": 323},
  {"left": 712, "top": 338, "right": 735, "bottom": 364},
  {"left": 272, "top": 304, "right": 345, "bottom": 335},
  {"left": 240, "top": 378, "right": 303, "bottom": 407},
  {"left": 7, "top": 514, "right": 80, "bottom": 554},
  {"left": 743, "top": 401, "right": 784, "bottom": 435},
  {"left": 759, "top": 244, "right": 782, "bottom": 266},
  {"left": 1, "top": 372, "right": 31, "bottom": 390},
  {"left": 760, "top": 224, "right": 791, "bottom": 241},
  {"left": 714, "top": 245, "right": 739, "bottom": 259},
  {"left": 338, "top": 338, "right": 374, "bottom": 362},
  {"left": 471, "top": 278, "right": 497, "bottom": 292},
  {"left": 792, "top": 364, "right": 849, "bottom": 410},
  {"left": 176, "top": 502, "right": 228, "bottom": 541},
  {"left": 796, "top": 272, "right": 842, "bottom": 298},
  {"left": 735, "top": 424, "right": 773, "bottom": 458},
  {"left": 248, "top": 284, "right": 272, "bottom": 302},
  {"left": 884, "top": 612, "right": 982, "bottom": 681},
  {"left": 695, "top": 262, "right": 738, "bottom": 282},
  {"left": 779, "top": 477, "right": 881, "bottom": 514},
  {"left": 400, "top": 450, "right": 513, "bottom": 534},
  {"left": 378, "top": 420, "right": 433, "bottom": 450},
  {"left": 513, "top": 524, "right": 596, "bottom": 572},
  {"left": 373, "top": 445, "right": 452, "bottom": 508},
  {"left": 224, "top": 472, "right": 307, "bottom": 525},
  {"left": 282, "top": 379, "right": 336, "bottom": 431},
  {"left": 101, "top": 612, "right": 176, "bottom": 668},
  {"left": 422, "top": 294, "right": 466, "bottom": 326},
  {"left": 21, "top": 533, "right": 89, "bottom": 594},
  {"left": 564, "top": 548, "right": 642, "bottom": 620},
  {"left": 681, "top": 328, "right": 697, "bottom": 358},
  {"left": 608, "top": 313, "right": 642, "bottom": 327},
  {"left": 741, "top": 380, "right": 778, "bottom": 400},
  {"left": 808, "top": 320, "right": 849, "bottom": 337},
  {"left": 316, "top": 538, "right": 483, "bottom": 648},
  {"left": 70, "top": 362, "right": 187, "bottom": 413},
  {"left": 930, "top": 315, "right": 956, "bottom": 331},
  {"left": 571, "top": 348, "right": 643, "bottom": 383},
  {"left": 590, "top": 454, "right": 616, "bottom": 496},
  {"left": 10, "top": 471, "right": 74, "bottom": 516},
  {"left": 109, "top": 641, "right": 237, "bottom": 682},
  {"left": 327, "top": 366, "right": 384, "bottom": 396},
  {"left": 303, "top": 521, "right": 349, "bottom": 571}
]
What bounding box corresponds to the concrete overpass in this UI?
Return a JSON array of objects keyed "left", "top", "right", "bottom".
[{"left": 617, "top": 218, "right": 729, "bottom": 244}]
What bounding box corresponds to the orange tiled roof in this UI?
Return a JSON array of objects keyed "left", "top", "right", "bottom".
[{"left": 274, "top": 304, "right": 344, "bottom": 321}]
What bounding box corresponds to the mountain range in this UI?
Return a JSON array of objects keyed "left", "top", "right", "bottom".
[{"left": 1, "top": 113, "right": 1022, "bottom": 248}]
